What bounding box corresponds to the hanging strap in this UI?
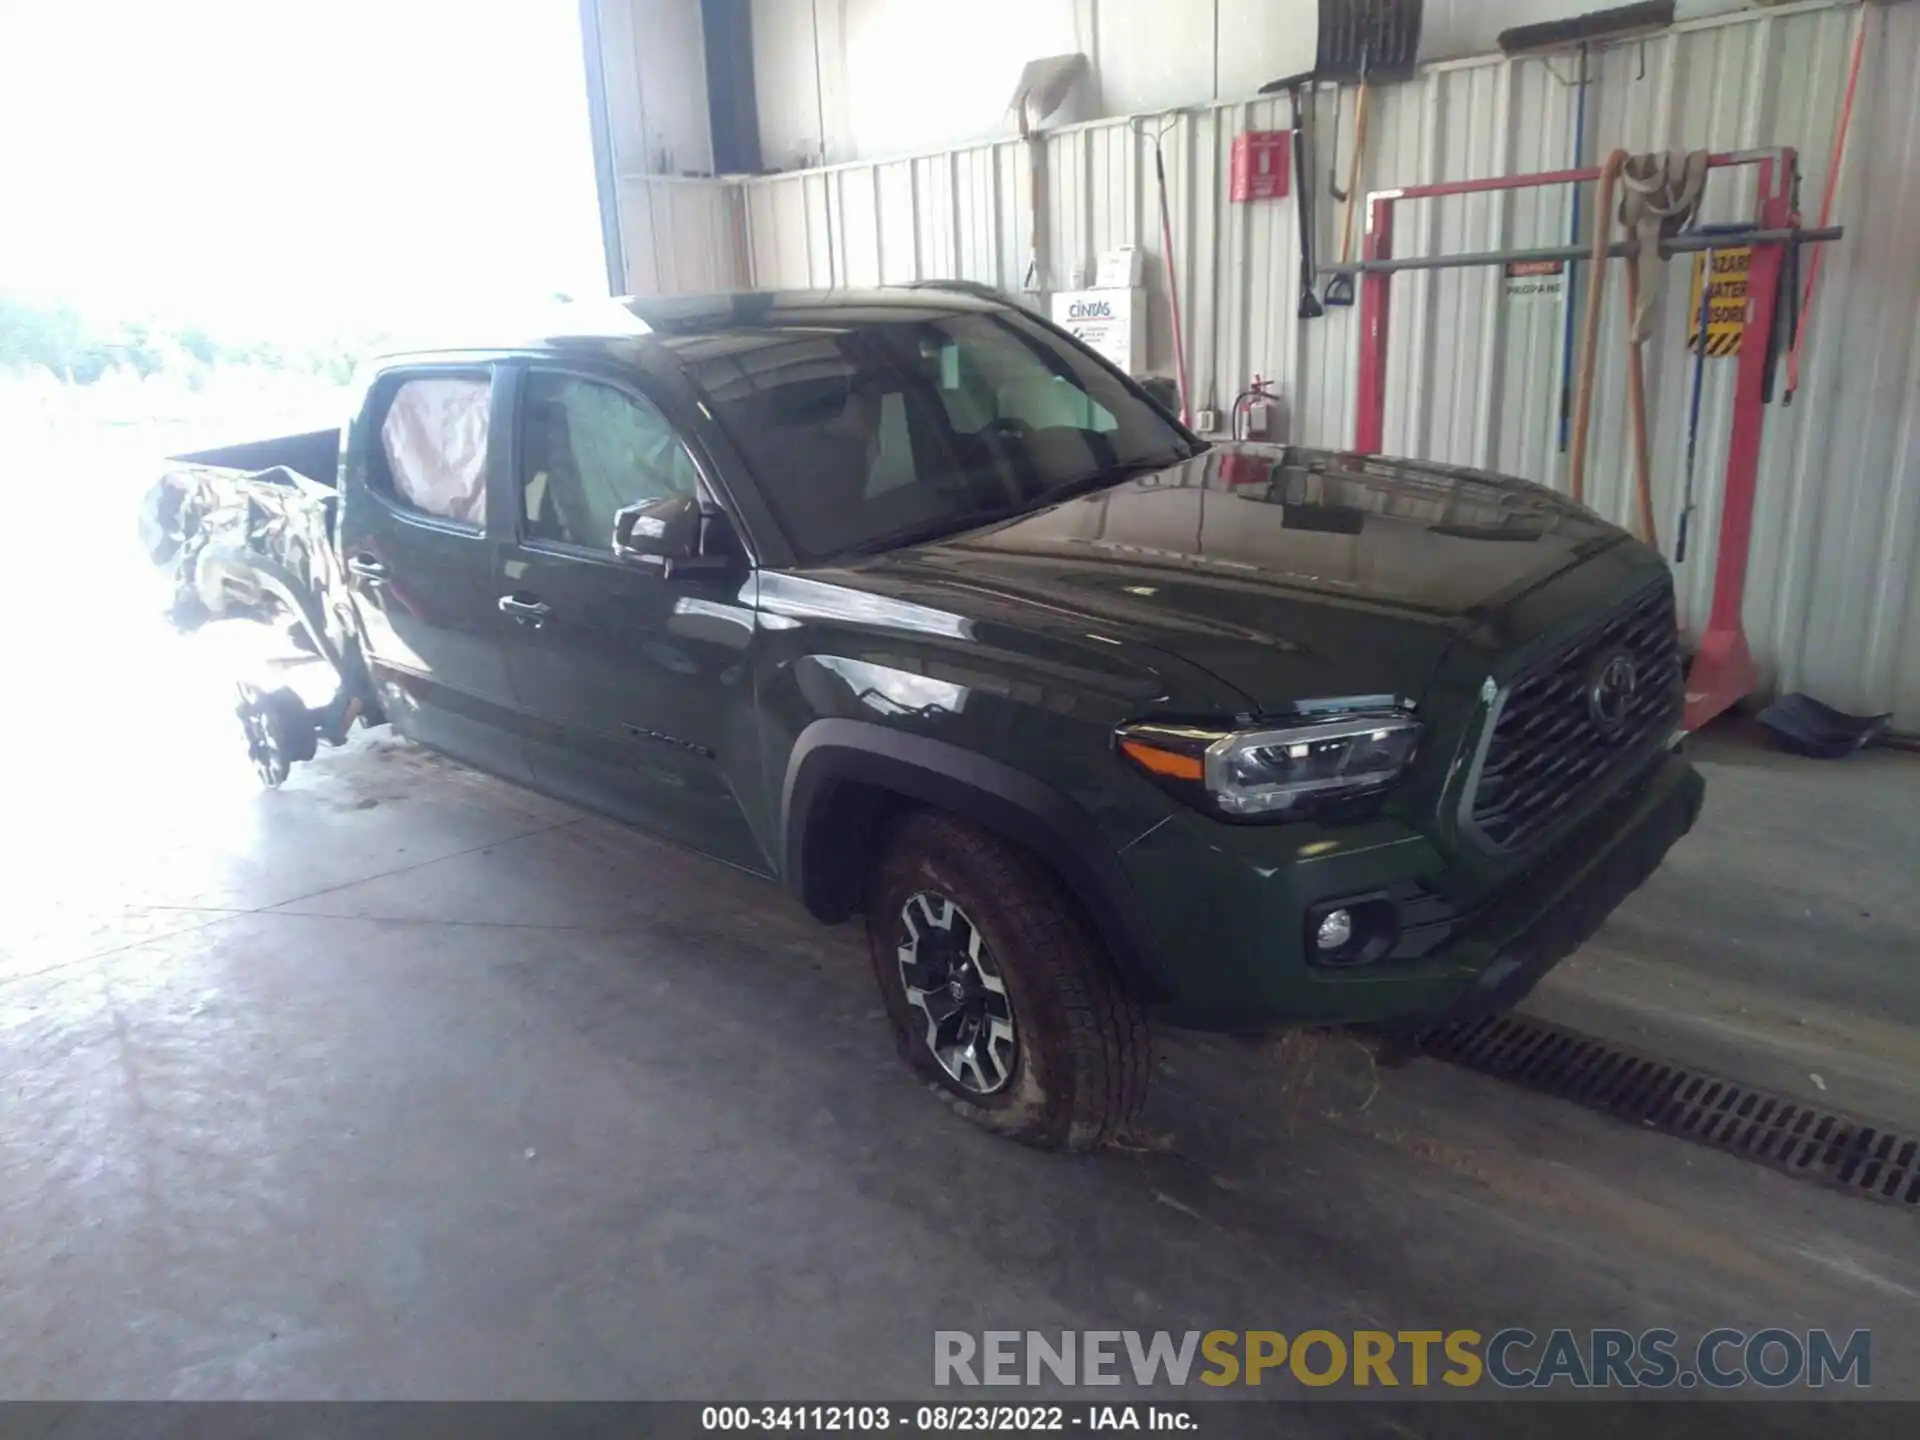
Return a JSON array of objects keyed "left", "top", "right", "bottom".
[{"left": 1617, "top": 150, "right": 1711, "bottom": 341}]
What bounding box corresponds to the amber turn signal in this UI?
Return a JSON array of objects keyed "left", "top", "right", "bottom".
[{"left": 1118, "top": 739, "right": 1204, "bottom": 781}]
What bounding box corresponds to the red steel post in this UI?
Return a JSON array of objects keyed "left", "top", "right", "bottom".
[
  {"left": 1684, "top": 152, "right": 1796, "bottom": 731},
  {"left": 1354, "top": 194, "right": 1394, "bottom": 454}
]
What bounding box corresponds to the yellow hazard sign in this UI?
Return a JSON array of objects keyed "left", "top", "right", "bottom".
[{"left": 1688, "top": 246, "right": 1750, "bottom": 358}]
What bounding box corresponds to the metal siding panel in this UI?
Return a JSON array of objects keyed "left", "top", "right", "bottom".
[
  {"left": 1767, "top": 0, "right": 1920, "bottom": 718},
  {"left": 875, "top": 162, "right": 916, "bottom": 283},
  {"left": 997, "top": 143, "right": 1027, "bottom": 294},
  {"left": 922, "top": 154, "right": 955, "bottom": 283},
  {"left": 617, "top": 178, "right": 745, "bottom": 295},
  {"left": 953, "top": 149, "right": 986, "bottom": 282},
  {"left": 745, "top": 179, "right": 800, "bottom": 288},
  {"left": 617, "top": 178, "right": 660, "bottom": 294},
  {"left": 806, "top": 174, "right": 836, "bottom": 287},
  {"left": 837, "top": 167, "right": 882, "bottom": 286}
]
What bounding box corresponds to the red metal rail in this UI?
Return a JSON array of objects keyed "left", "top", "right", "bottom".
[{"left": 1350, "top": 150, "right": 1801, "bottom": 733}]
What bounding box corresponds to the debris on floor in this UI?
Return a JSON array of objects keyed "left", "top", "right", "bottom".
[{"left": 1756, "top": 692, "right": 1892, "bottom": 759}]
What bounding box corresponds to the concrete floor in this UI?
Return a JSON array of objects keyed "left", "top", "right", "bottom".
[
  {"left": 1, "top": 445, "right": 1916, "bottom": 1411},
  {"left": 4, "top": 665, "right": 1917, "bottom": 1410}
]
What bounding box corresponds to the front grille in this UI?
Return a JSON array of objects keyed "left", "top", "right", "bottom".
[{"left": 1468, "top": 582, "right": 1682, "bottom": 851}]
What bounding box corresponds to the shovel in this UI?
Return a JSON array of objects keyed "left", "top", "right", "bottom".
[{"left": 1259, "top": 3, "right": 1424, "bottom": 315}]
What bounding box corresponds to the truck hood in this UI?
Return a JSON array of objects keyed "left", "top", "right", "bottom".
[{"left": 861, "top": 444, "right": 1629, "bottom": 712}]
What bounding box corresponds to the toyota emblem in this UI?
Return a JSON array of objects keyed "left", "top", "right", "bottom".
[{"left": 1586, "top": 649, "right": 1638, "bottom": 737}]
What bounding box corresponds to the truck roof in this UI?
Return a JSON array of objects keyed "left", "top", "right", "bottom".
[{"left": 374, "top": 285, "right": 1010, "bottom": 365}]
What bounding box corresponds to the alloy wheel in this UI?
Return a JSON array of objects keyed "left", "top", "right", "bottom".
[
  {"left": 896, "top": 890, "right": 1018, "bottom": 1095},
  {"left": 236, "top": 686, "right": 291, "bottom": 788}
]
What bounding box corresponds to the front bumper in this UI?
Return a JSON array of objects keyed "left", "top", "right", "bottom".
[
  {"left": 1430, "top": 753, "right": 1703, "bottom": 1023},
  {"left": 1120, "top": 751, "right": 1704, "bottom": 1031}
]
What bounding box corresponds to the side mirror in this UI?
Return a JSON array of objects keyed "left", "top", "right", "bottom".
[
  {"left": 612, "top": 494, "right": 695, "bottom": 566},
  {"left": 612, "top": 494, "right": 742, "bottom": 580}
]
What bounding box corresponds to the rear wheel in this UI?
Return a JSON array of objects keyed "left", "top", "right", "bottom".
[
  {"left": 865, "top": 812, "right": 1149, "bottom": 1150},
  {"left": 235, "top": 684, "right": 315, "bottom": 788}
]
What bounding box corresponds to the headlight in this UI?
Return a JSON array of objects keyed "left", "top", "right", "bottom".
[{"left": 1116, "top": 711, "right": 1421, "bottom": 822}]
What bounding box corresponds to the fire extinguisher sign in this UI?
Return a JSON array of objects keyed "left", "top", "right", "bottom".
[{"left": 1230, "top": 131, "right": 1291, "bottom": 203}]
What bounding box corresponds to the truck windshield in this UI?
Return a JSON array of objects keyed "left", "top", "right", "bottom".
[{"left": 676, "top": 307, "right": 1199, "bottom": 562}]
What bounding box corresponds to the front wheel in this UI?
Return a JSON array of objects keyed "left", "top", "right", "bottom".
[{"left": 865, "top": 812, "right": 1149, "bottom": 1150}]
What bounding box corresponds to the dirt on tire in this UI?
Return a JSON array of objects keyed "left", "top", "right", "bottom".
[{"left": 865, "top": 810, "right": 1149, "bottom": 1151}]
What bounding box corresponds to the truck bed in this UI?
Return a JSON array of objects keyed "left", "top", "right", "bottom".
[
  {"left": 140, "top": 427, "right": 357, "bottom": 682},
  {"left": 169, "top": 428, "right": 341, "bottom": 489}
]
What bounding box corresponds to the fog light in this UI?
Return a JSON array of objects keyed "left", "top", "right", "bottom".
[{"left": 1315, "top": 908, "right": 1353, "bottom": 951}]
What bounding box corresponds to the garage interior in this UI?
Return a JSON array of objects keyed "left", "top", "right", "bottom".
[{"left": 5, "top": 0, "right": 1920, "bottom": 1415}]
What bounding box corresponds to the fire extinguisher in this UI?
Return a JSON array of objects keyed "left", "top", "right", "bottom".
[{"left": 1232, "top": 375, "right": 1278, "bottom": 441}]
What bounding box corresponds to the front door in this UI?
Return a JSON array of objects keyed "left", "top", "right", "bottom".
[
  {"left": 338, "top": 366, "right": 528, "bottom": 781},
  {"left": 495, "top": 365, "right": 768, "bottom": 873}
]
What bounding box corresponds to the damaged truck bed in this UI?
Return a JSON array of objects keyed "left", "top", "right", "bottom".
[{"left": 140, "top": 428, "right": 382, "bottom": 784}]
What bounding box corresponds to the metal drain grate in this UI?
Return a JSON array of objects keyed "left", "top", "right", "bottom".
[{"left": 1418, "top": 1014, "right": 1920, "bottom": 1208}]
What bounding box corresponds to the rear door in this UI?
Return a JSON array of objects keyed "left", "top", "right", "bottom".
[
  {"left": 338, "top": 364, "right": 529, "bottom": 781},
  {"left": 494, "top": 363, "right": 769, "bottom": 873}
]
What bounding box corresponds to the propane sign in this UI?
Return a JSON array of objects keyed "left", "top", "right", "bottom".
[
  {"left": 1503, "top": 258, "right": 1564, "bottom": 299},
  {"left": 1050, "top": 287, "right": 1144, "bottom": 373},
  {"left": 1688, "top": 246, "right": 1751, "bottom": 357}
]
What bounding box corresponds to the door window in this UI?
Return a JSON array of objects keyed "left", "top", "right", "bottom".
[
  {"left": 519, "top": 372, "right": 701, "bottom": 550},
  {"left": 376, "top": 375, "right": 492, "bottom": 526}
]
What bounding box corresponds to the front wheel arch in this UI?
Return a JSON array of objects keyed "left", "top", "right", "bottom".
[{"left": 779, "top": 719, "right": 1170, "bottom": 1005}]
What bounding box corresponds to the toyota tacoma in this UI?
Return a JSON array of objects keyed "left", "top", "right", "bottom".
[{"left": 140, "top": 286, "right": 1703, "bottom": 1149}]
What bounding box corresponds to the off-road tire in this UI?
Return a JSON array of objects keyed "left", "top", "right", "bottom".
[{"left": 865, "top": 811, "right": 1150, "bottom": 1150}]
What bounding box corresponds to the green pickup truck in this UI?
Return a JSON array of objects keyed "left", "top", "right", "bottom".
[{"left": 142, "top": 286, "right": 1703, "bottom": 1150}]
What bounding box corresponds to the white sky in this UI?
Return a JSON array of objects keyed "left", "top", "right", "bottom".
[{"left": 0, "top": 0, "right": 609, "bottom": 345}]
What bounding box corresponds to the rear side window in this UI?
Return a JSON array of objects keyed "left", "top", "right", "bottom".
[
  {"left": 518, "top": 372, "right": 701, "bottom": 550},
  {"left": 375, "top": 375, "right": 492, "bottom": 527}
]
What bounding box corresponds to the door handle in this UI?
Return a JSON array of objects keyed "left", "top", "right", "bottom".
[
  {"left": 347, "top": 554, "right": 388, "bottom": 583},
  {"left": 497, "top": 593, "right": 552, "bottom": 625}
]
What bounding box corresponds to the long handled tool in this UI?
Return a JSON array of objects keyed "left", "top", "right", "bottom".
[
  {"left": 1258, "top": 73, "right": 1327, "bottom": 320},
  {"left": 1676, "top": 243, "right": 1712, "bottom": 563},
  {"left": 1787, "top": 1, "right": 1867, "bottom": 402},
  {"left": 1259, "top": 2, "right": 1423, "bottom": 317},
  {"left": 1152, "top": 128, "right": 1193, "bottom": 424},
  {"left": 1322, "top": 52, "right": 1371, "bottom": 307},
  {"left": 1620, "top": 247, "right": 1658, "bottom": 546},
  {"left": 1496, "top": 9, "right": 1681, "bottom": 452},
  {"left": 1616, "top": 150, "right": 1708, "bottom": 549},
  {"left": 1326, "top": 83, "right": 1347, "bottom": 202},
  {"left": 1131, "top": 112, "right": 1195, "bottom": 421},
  {"left": 1566, "top": 149, "right": 1628, "bottom": 508},
  {"left": 1289, "top": 84, "right": 1326, "bottom": 320}
]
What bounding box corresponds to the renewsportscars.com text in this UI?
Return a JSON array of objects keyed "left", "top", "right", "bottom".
[{"left": 934, "top": 1328, "right": 1871, "bottom": 1390}]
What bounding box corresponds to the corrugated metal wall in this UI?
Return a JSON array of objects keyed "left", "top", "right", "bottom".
[
  {"left": 676, "top": 0, "right": 1920, "bottom": 727},
  {"left": 1323, "top": 0, "right": 1920, "bottom": 732},
  {"left": 616, "top": 177, "right": 746, "bottom": 296}
]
